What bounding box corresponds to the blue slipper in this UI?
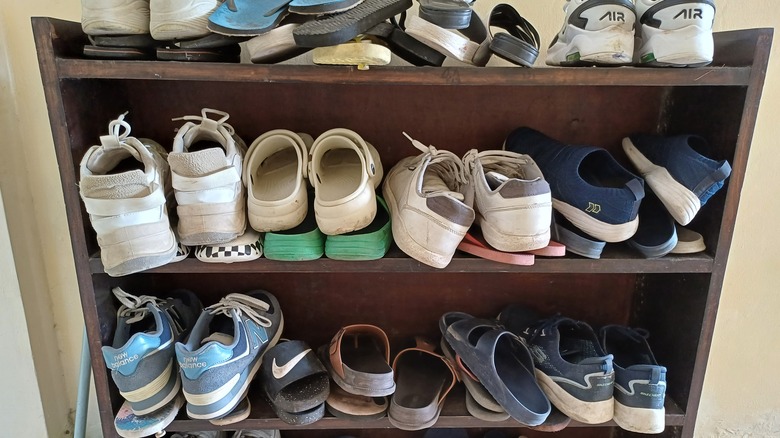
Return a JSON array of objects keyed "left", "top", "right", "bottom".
[{"left": 208, "top": 0, "right": 292, "bottom": 36}]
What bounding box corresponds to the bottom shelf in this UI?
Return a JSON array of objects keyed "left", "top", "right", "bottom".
[{"left": 165, "top": 385, "right": 685, "bottom": 433}]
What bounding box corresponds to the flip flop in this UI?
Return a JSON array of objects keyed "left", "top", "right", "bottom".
[
  {"left": 83, "top": 45, "right": 154, "bottom": 60},
  {"left": 289, "top": 0, "right": 365, "bottom": 15},
  {"left": 114, "top": 395, "right": 184, "bottom": 438},
  {"left": 465, "top": 390, "right": 510, "bottom": 421},
  {"left": 293, "top": 0, "right": 413, "bottom": 48},
  {"left": 381, "top": 17, "right": 446, "bottom": 66},
  {"left": 442, "top": 315, "right": 551, "bottom": 426},
  {"left": 388, "top": 338, "right": 458, "bottom": 430},
  {"left": 177, "top": 33, "right": 251, "bottom": 49},
  {"left": 325, "top": 195, "right": 392, "bottom": 261},
  {"left": 208, "top": 0, "right": 293, "bottom": 36},
  {"left": 457, "top": 230, "right": 535, "bottom": 266},
  {"left": 551, "top": 211, "right": 606, "bottom": 259},
  {"left": 487, "top": 3, "right": 540, "bottom": 67},
  {"left": 418, "top": 0, "right": 472, "bottom": 29},
  {"left": 325, "top": 385, "right": 388, "bottom": 420},
  {"left": 246, "top": 23, "right": 309, "bottom": 63},
  {"left": 209, "top": 396, "right": 251, "bottom": 425},
  {"left": 194, "top": 228, "right": 263, "bottom": 263},
  {"left": 263, "top": 195, "right": 326, "bottom": 261},
  {"left": 320, "top": 324, "right": 396, "bottom": 397},
  {"left": 405, "top": 11, "right": 491, "bottom": 66},
  {"left": 313, "top": 39, "right": 392, "bottom": 68},
  {"left": 89, "top": 33, "right": 161, "bottom": 48},
  {"left": 260, "top": 340, "right": 330, "bottom": 425},
  {"left": 156, "top": 45, "right": 241, "bottom": 62}
]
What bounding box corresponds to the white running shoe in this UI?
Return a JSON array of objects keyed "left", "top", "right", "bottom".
[
  {"left": 634, "top": 0, "right": 715, "bottom": 67},
  {"left": 168, "top": 108, "right": 247, "bottom": 246},
  {"left": 546, "top": 0, "right": 636, "bottom": 66},
  {"left": 79, "top": 113, "right": 177, "bottom": 276},
  {"left": 150, "top": 0, "right": 220, "bottom": 41},
  {"left": 81, "top": 0, "right": 151, "bottom": 36}
]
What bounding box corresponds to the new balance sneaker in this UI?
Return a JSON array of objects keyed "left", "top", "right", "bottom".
[
  {"left": 81, "top": 0, "right": 151, "bottom": 36},
  {"left": 169, "top": 108, "right": 247, "bottom": 246},
  {"left": 634, "top": 0, "right": 715, "bottom": 67},
  {"left": 79, "top": 113, "right": 178, "bottom": 277},
  {"left": 546, "top": 0, "right": 636, "bottom": 66},
  {"left": 505, "top": 127, "right": 644, "bottom": 243},
  {"left": 102, "top": 287, "right": 202, "bottom": 415},
  {"left": 498, "top": 307, "right": 615, "bottom": 424},
  {"left": 622, "top": 134, "right": 731, "bottom": 226},
  {"left": 382, "top": 133, "right": 475, "bottom": 268},
  {"left": 600, "top": 325, "right": 667, "bottom": 433},
  {"left": 462, "top": 149, "right": 551, "bottom": 252},
  {"left": 150, "top": 0, "right": 220, "bottom": 41},
  {"left": 175, "top": 291, "right": 283, "bottom": 420}
]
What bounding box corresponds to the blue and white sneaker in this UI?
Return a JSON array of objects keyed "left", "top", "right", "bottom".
[
  {"left": 175, "top": 291, "right": 283, "bottom": 420},
  {"left": 102, "top": 287, "right": 202, "bottom": 415},
  {"left": 622, "top": 134, "right": 731, "bottom": 226},
  {"left": 600, "top": 325, "right": 667, "bottom": 433},
  {"left": 498, "top": 307, "right": 615, "bottom": 425}
]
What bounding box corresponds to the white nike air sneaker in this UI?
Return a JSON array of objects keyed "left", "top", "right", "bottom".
[
  {"left": 81, "top": 0, "right": 151, "bottom": 36},
  {"left": 150, "top": 0, "right": 221, "bottom": 41},
  {"left": 634, "top": 0, "right": 715, "bottom": 66},
  {"left": 547, "top": 0, "right": 636, "bottom": 66}
]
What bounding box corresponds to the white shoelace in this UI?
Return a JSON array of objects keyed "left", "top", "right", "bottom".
[
  {"left": 205, "top": 293, "right": 273, "bottom": 328},
  {"left": 403, "top": 132, "right": 469, "bottom": 200},
  {"left": 112, "top": 287, "right": 163, "bottom": 325},
  {"left": 172, "top": 108, "right": 236, "bottom": 136},
  {"left": 462, "top": 149, "right": 537, "bottom": 181}
]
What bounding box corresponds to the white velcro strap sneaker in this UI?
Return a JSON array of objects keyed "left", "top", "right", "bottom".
[
  {"left": 79, "top": 113, "right": 177, "bottom": 276},
  {"left": 243, "top": 129, "right": 313, "bottom": 232},
  {"left": 168, "top": 108, "right": 247, "bottom": 245},
  {"left": 308, "top": 128, "right": 383, "bottom": 235}
]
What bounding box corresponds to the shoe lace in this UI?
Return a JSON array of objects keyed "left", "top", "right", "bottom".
[
  {"left": 403, "top": 132, "right": 469, "bottom": 198},
  {"left": 462, "top": 149, "right": 535, "bottom": 180},
  {"left": 172, "top": 108, "right": 236, "bottom": 136},
  {"left": 112, "top": 287, "right": 163, "bottom": 325},
  {"left": 522, "top": 313, "right": 576, "bottom": 343},
  {"left": 205, "top": 293, "right": 273, "bottom": 328}
]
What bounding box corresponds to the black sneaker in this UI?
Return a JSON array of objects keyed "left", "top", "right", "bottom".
[
  {"left": 498, "top": 307, "right": 615, "bottom": 424},
  {"left": 600, "top": 325, "right": 667, "bottom": 433}
]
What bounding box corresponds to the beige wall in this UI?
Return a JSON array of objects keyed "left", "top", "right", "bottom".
[{"left": 0, "top": 1, "right": 777, "bottom": 436}]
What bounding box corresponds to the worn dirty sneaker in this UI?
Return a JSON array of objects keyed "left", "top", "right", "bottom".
[
  {"left": 622, "top": 133, "right": 731, "bottom": 226},
  {"left": 600, "top": 325, "right": 667, "bottom": 434},
  {"left": 546, "top": 0, "right": 636, "bottom": 66},
  {"left": 634, "top": 0, "right": 715, "bottom": 67},
  {"left": 175, "top": 291, "right": 283, "bottom": 420},
  {"left": 498, "top": 307, "right": 615, "bottom": 425},
  {"left": 462, "top": 149, "right": 551, "bottom": 252},
  {"left": 79, "top": 113, "right": 178, "bottom": 276},
  {"left": 81, "top": 0, "right": 151, "bottom": 36},
  {"left": 150, "top": 0, "right": 220, "bottom": 41},
  {"left": 102, "top": 287, "right": 202, "bottom": 416},
  {"left": 382, "top": 133, "right": 475, "bottom": 269},
  {"left": 169, "top": 108, "right": 247, "bottom": 246}
]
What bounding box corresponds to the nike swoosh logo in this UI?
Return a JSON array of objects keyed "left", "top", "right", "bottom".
[{"left": 272, "top": 349, "right": 311, "bottom": 379}]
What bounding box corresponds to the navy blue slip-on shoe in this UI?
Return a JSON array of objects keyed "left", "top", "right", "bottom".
[
  {"left": 627, "top": 189, "right": 678, "bottom": 259},
  {"left": 551, "top": 211, "right": 606, "bottom": 260},
  {"left": 505, "top": 127, "right": 644, "bottom": 243},
  {"left": 497, "top": 307, "right": 615, "bottom": 425},
  {"left": 622, "top": 134, "right": 731, "bottom": 226},
  {"left": 600, "top": 325, "right": 667, "bottom": 434}
]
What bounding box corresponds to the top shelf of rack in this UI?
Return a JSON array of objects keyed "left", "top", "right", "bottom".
[{"left": 33, "top": 17, "right": 772, "bottom": 87}]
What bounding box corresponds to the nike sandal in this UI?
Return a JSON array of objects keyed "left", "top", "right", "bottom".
[
  {"left": 488, "top": 3, "right": 540, "bottom": 67},
  {"left": 260, "top": 340, "right": 330, "bottom": 425}
]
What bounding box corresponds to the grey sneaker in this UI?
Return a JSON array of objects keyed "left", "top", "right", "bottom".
[
  {"left": 600, "top": 325, "right": 667, "bottom": 433},
  {"left": 382, "top": 133, "right": 474, "bottom": 268}
]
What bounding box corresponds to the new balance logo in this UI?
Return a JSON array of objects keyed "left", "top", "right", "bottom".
[
  {"left": 674, "top": 8, "right": 703, "bottom": 19},
  {"left": 599, "top": 11, "right": 625, "bottom": 22},
  {"left": 585, "top": 202, "right": 601, "bottom": 214}
]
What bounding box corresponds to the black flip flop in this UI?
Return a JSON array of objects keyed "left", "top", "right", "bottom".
[
  {"left": 442, "top": 314, "right": 551, "bottom": 426},
  {"left": 156, "top": 45, "right": 241, "bottom": 62},
  {"left": 177, "top": 33, "right": 251, "bottom": 49},
  {"left": 380, "top": 15, "right": 446, "bottom": 66},
  {"left": 260, "top": 340, "right": 330, "bottom": 425},
  {"left": 418, "top": 0, "right": 472, "bottom": 29},
  {"left": 83, "top": 45, "right": 155, "bottom": 60},
  {"left": 293, "top": 0, "right": 413, "bottom": 47},
  {"left": 89, "top": 34, "right": 162, "bottom": 49},
  {"left": 488, "top": 3, "right": 540, "bottom": 67}
]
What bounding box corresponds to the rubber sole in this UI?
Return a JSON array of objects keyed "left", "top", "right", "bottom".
[
  {"left": 670, "top": 225, "right": 706, "bottom": 254},
  {"left": 103, "top": 236, "right": 178, "bottom": 277},
  {"left": 547, "top": 24, "right": 633, "bottom": 66},
  {"left": 622, "top": 138, "right": 701, "bottom": 226},
  {"left": 478, "top": 212, "right": 550, "bottom": 252},
  {"left": 150, "top": 0, "right": 217, "bottom": 41},
  {"left": 553, "top": 199, "right": 638, "bottom": 243},
  {"left": 312, "top": 41, "right": 392, "bottom": 67},
  {"left": 81, "top": 0, "right": 151, "bottom": 36},
  {"left": 418, "top": 5, "right": 472, "bottom": 30},
  {"left": 613, "top": 400, "right": 665, "bottom": 434},
  {"left": 636, "top": 23, "right": 713, "bottom": 67},
  {"left": 289, "top": 0, "right": 365, "bottom": 15},
  {"left": 490, "top": 33, "right": 539, "bottom": 67},
  {"left": 535, "top": 370, "right": 614, "bottom": 425}
]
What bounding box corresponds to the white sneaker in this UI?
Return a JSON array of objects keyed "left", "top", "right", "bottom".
[
  {"left": 382, "top": 133, "right": 474, "bottom": 269},
  {"left": 79, "top": 113, "right": 177, "bottom": 276},
  {"left": 243, "top": 130, "right": 313, "bottom": 232},
  {"left": 463, "top": 150, "right": 552, "bottom": 252},
  {"left": 634, "top": 0, "right": 715, "bottom": 66},
  {"left": 81, "top": 0, "right": 151, "bottom": 36},
  {"left": 546, "top": 0, "right": 636, "bottom": 66},
  {"left": 150, "top": 0, "right": 220, "bottom": 41},
  {"left": 168, "top": 108, "right": 247, "bottom": 246},
  {"left": 308, "top": 128, "right": 383, "bottom": 235}
]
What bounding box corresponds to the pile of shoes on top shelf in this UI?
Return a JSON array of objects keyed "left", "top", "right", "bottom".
[
  {"left": 79, "top": 0, "right": 716, "bottom": 68},
  {"left": 104, "top": 287, "right": 668, "bottom": 436},
  {"left": 78, "top": 104, "right": 730, "bottom": 275}
]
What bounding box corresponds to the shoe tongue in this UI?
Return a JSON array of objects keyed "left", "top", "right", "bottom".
[
  {"left": 80, "top": 171, "right": 149, "bottom": 199},
  {"left": 168, "top": 148, "right": 228, "bottom": 177},
  {"left": 485, "top": 171, "right": 508, "bottom": 190}
]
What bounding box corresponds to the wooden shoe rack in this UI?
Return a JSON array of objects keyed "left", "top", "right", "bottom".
[{"left": 33, "top": 17, "right": 771, "bottom": 438}]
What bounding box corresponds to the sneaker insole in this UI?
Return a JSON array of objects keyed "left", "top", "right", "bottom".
[
  {"left": 187, "top": 140, "right": 224, "bottom": 153},
  {"left": 106, "top": 156, "right": 144, "bottom": 175},
  {"left": 340, "top": 334, "right": 392, "bottom": 374},
  {"left": 318, "top": 149, "right": 362, "bottom": 202},
  {"left": 253, "top": 148, "right": 298, "bottom": 202}
]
